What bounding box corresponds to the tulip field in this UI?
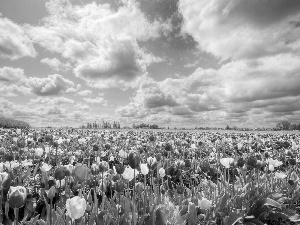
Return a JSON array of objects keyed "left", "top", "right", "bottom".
[{"left": 1, "top": 129, "right": 300, "bottom": 225}]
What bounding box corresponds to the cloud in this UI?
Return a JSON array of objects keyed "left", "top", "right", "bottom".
[
  {"left": 0, "top": 17, "right": 36, "bottom": 60},
  {"left": 179, "top": 0, "right": 300, "bottom": 61},
  {"left": 83, "top": 97, "right": 107, "bottom": 105},
  {"left": 29, "top": 96, "right": 74, "bottom": 105},
  {"left": 41, "top": 58, "right": 71, "bottom": 71},
  {"left": 26, "top": 74, "right": 75, "bottom": 96},
  {"left": 27, "top": 0, "right": 170, "bottom": 89},
  {"left": 75, "top": 103, "right": 90, "bottom": 111},
  {"left": 117, "top": 51, "right": 300, "bottom": 127},
  {"left": 74, "top": 38, "right": 144, "bottom": 89},
  {"left": 77, "top": 90, "right": 92, "bottom": 97},
  {"left": 0, "top": 67, "right": 26, "bottom": 84}
]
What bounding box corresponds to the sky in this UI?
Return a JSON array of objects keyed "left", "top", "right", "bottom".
[{"left": 0, "top": 0, "right": 300, "bottom": 128}]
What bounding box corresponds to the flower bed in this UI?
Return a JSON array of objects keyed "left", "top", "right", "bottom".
[{"left": 0, "top": 128, "right": 300, "bottom": 224}]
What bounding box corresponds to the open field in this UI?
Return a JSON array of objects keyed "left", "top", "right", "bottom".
[{"left": 0, "top": 128, "right": 300, "bottom": 224}]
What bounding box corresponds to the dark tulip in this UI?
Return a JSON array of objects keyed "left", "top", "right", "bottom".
[
  {"left": 247, "top": 156, "right": 257, "bottom": 167},
  {"left": 128, "top": 151, "right": 140, "bottom": 169},
  {"left": 184, "top": 159, "right": 191, "bottom": 168},
  {"left": 53, "top": 142, "right": 58, "bottom": 148},
  {"left": 176, "top": 185, "right": 184, "bottom": 194},
  {"left": 236, "top": 158, "right": 244, "bottom": 168},
  {"left": 115, "top": 164, "right": 125, "bottom": 175},
  {"left": 93, "top": 144, "right": 99, "bottom": 152},
  {"left": 289, "top": 158, "right": 296, "bottom": 166},
  {"left": 99, "top": 162, "right": 108, "bottom": 173},
  {"left": 156, "top": 153, "right": 162, "bottom": 162},
  {"left": 288, "top": 180, "right": 295, "bottom": 185},
  {"left": 54, "top": 166, "right": 67, "bottom": 180},
  {"left": 115, "top": 181, "right": 126, "bottom": 193}
]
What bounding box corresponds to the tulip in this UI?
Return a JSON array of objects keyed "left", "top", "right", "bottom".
[
  {"left": 40, "top": 163, "right": 52, "bottom": 173},
  {"left": 159, "top": 168, "right": 165, "bottom": 178},
  {"left": 93, "top": 144, "right": 99, "bottom": 152},
  {"left": 8, "top": 186, "right": 27, "bottom": 208},
  {"left": 74, "top": 164, "right": 90, "bottom": 182},
  {"left": 47, "top": 186, "right": 56, "bottom": 200},
  {"left": 99, "top": 161, "right": 108, "bottom": 173},
  {"left": 66, "top": 196, "right": 87, "bottom": 221},
  {"left": 198, "top": 197, "right": 212, "bottom": 210},
  {"left": 91, "top": 163, "right": 99, "bottom": 175},
  {"left": 118, "top": 149, "right": 127, "bottom": 159},
  {"left": 140, "top": 163, "right": 149, "bottom": 175},
  {"left": 274, "top": 172, "right": 287, "bottom": 179},
  {"left": 267, "top": 158, "right": 283, "bottom": 167},
  {"left": 269, "top": 164, "right": 275, "bottom": 171},
  {"left": 220, "top": 158, "right": 234, "bottom": 169},
  {"left": 128, "top": 151, "right": 140, "bottom": 169},
  {"left": 0, "top": 172, "right": 10, "bottom": 189},
  {"left": 122, "top": 166, "right": 137, "bottom": 181},
  {"left": 54, "top": 166, "right": 67, "bottom": 180}
]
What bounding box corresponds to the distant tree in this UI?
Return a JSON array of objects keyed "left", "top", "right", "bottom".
[
  {"left": 225, "top": 125, "right": 230, "bottom": 130},
  {"left": 276, "top": 121, "right": 291, "bottom": 130}
]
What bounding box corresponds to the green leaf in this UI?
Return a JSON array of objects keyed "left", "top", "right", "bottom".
[
  {"left": 174, "top": 213, "right": 188, "bottom": 225},
  {"left": 226, "top": 212, "right": 243, "bottom": 225}
]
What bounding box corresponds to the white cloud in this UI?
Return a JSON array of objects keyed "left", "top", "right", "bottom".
[
  {"left": 41, "top": 58, "right": 71, "bottom": 71},
  {"left": 83, "top": 97, "right": 107, "bottom": 106},
  {"left": 27, "top": 0, "right": 170, "bottom": 89},
  {"left": 26, "top": 74, "right": 75, "bottom": 96},
  {"left": 0, "top": 67, "right": 26, "bottom": 84},
  {"left": 29, "top": 96, "right": 74, "bottom": 105},
  {"left": 77, "top": 90, "right": 92, "bottom": 97},
  {"left": 0, "top": 17, "right": 36, "bottom": 60},
  {"left": 179, "top": 0, "right": 300, "bottom": 61}
]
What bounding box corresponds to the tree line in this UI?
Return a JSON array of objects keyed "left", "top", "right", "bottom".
[
  {"left": 0, "top": 116, "right": 31, "bottom": 128},
  {"left": 275, "top": 121, "right": 300, "bottom": 130}
]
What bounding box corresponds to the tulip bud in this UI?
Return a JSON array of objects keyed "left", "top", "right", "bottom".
[
  {"left": 159, "top": 168, "right": 165, "bottom": 178},
  {"left": 269, "top": 164, "right": 275, "bottom": 171},
  {"left": 54, "top": 166, "right": 67, "bottom": 180},
  {"left": 128, "top": 151, "right": 140, "bottom": 169},
  {"left": 47, "top": 186, "right": 56, "bottom": 200},
  {"left": 184, "top": 159, "right": 191, "bottom": 168},
  {"left": 247, "top": 156, "right": 257, "bottom": 168},
  {"left": 115, "top": 181, "right": 126, "bottom": 193},
  {"left": 74, "top": 164, "right": 90, "bottom": 182},
  {"left": 66, "top": 196, "right": 87, "bottom": 221},
  {"left": 112, "top": 174, "right": 120, "bottom": 182},
  {"left": 53, "top": 141, "right": 58, "bottom": 148},
  {"left": 115, "top": 164, "right": 125, "bottom": 175},
  {"left": 198, "top": 197, "right": 212, "bottom": 210},
  {"left": 99, "top": 161, "right": 108, "bottom": 173},
  {"left": 289, "top": 158, "right": 296, "bottom": 166},
  {"left": 8, "top": 186, "right": 27, "bottom": 208},
  {"left": 93, "top": 144, "right": 99, "bottom": 152},
  {"left": 236, "top": 158, "right": 244, "bottom": 168},
  {"left": 35, "top": 148, "right": 44, "bottom": 157},
  {"left": 91, "top": 163, "right": 99, "bottom": 175},
  {"left": 176, "top": 185, "right": 184, "bottom": 194},
  {"left": 0, "top": 172, "right": 11, "bottom": 189},
  {"left": 156, "top": 153, "right": 162, "bottom": 162},
  {"left": 140, "top": 163, "right": 149, "bottom": 175}
]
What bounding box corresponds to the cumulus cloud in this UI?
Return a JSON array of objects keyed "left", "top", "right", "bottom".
[
  {"left": 0, "top": 67, "right": 26, "bottom": 84},
  {"left": 41, "top": 58, "right": 71, "bottom": 71},
  {"left": 29, "top": 96, "right": 74, "bottom": 105},
  {"left": 26, "top": 74, "right": 75, "bottom": 96},
  {"left": 77, "top": 90, "right": 92, "bottom": 97},
  {"left": 27, "top": 0, "right": 170, "bottom": 89},
  {"left": 179, "top": 0, "right": 300, "bottom": 61},
  {"left": 0, "top": 17, "right": 36, "bottom": 60},
  {"left": 117, "top": 51, "right": 300, "bottom": 127},
  {"left": 83, "top": 97, "right": 107, "bottom": 105}
]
